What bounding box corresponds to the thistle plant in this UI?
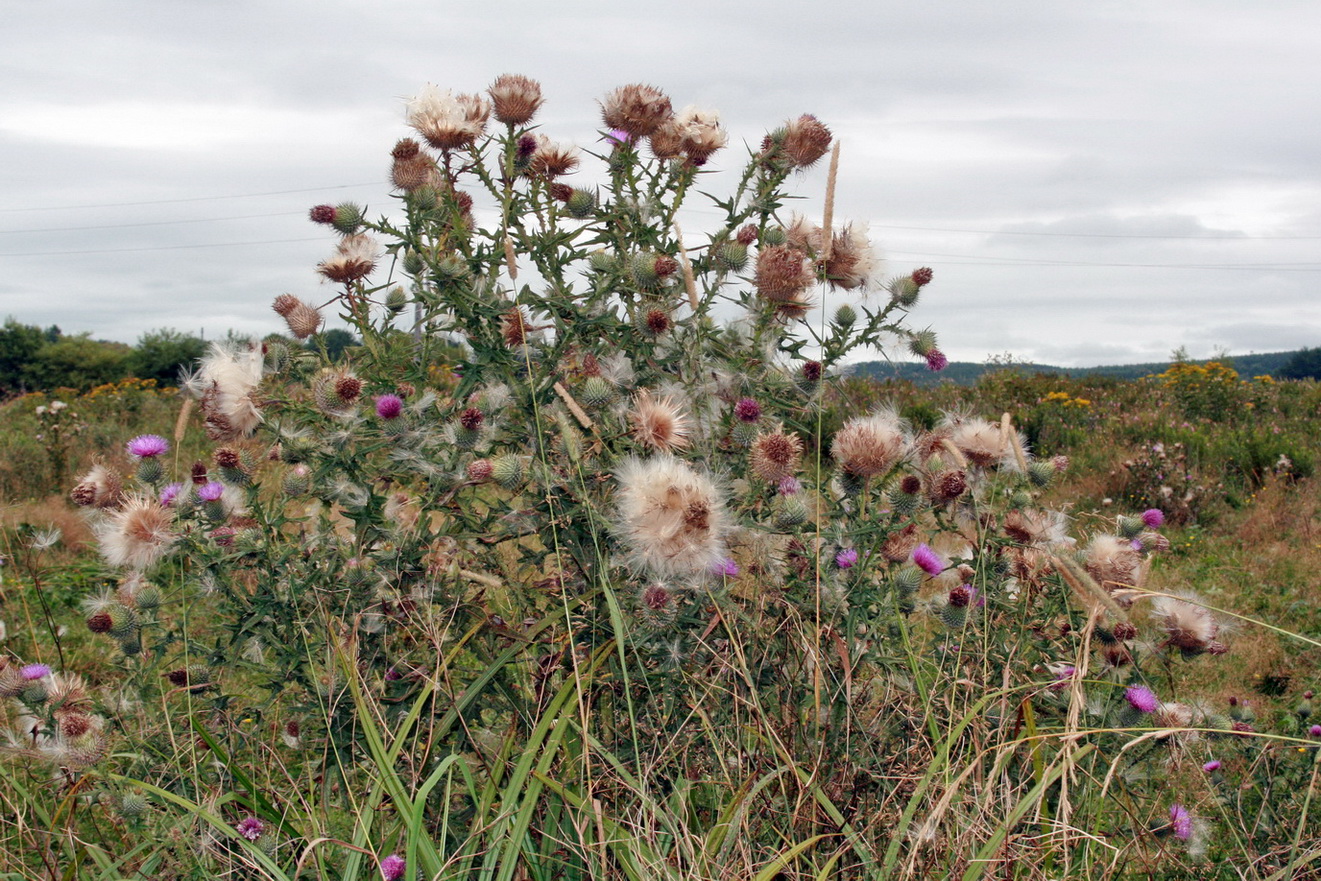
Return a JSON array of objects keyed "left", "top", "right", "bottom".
[{"left": 33, "top": 77, "right": 1319, "bottom": 879}]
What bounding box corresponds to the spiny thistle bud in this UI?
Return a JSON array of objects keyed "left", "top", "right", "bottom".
[
  {"left": 165, "top": 665, "right": 212, "bottom": 692},
  {"left": 781, "top": 114, "right": 832, "bottom": 168},
  {"left": 488, "top": 74, "right": 544, "bottom": 126},
  {"left": 630, "top": 252, "right": 662, "bottom": 289},
  {"left": 579, "top": 376, "right": 616, "bottom": 408},
  {"left": 330, "top": 202, "right": 364, "bottom": 235},
  {"left": 264, "top": 340, "right": 290, "bottom": 373},
  {"left": 890, "top": 276, "right": 921, "bottom": 307},
  {"left": 731, "top": 420, "right": 759, "bottom": 448},
  {"left": 411, "top": 185, "right": 440, "bottom": 210},
  {"left": 118, "top": 792, "right": 148, "bottom": 820},
  {"left": 22, "top": 681, "right": 49, "bottom": 704},
  {"left": 1117, "top": 515, "right": 1144, "bottom": 539},
  {"left": 587, "top": 250, "right": 617, "bottom": 274},
  {"left": 773, "top": 494, "right": 809, "bottom": 528},
  {"left": 490, "top": 455, "right": 526, "bottom": 490},
  {"left": 1027, "top": 459, "right": 1056, "bottom": 488},
  {"left": 433, "top": 253, "right": 470, "bottom": 283},
  {"left": 713, "top": 241, "right": 749, "bottom": 273},
  {"left": 643, "top": 308, "right": 672, "bottom": 336},
  {"left": 215, "top": 447, "right": 249, "bottom": 486},
  {"left": 454, "top": 408, "right": 484, "bottom": 450},
  {"left": 466, "top": 458, "right": 494, "bottom": 482},
  {"left": 135, "top": 456, "right": 164, "bottom": 485},
  {"left": 564, "top": 187, "right": 596, "bottom": 219},
  {"left": 888, "top": 485, "right": 924, "bottom": 517},
  {"left": 735, "top": 224, "right": 759, "bottom": 246},
  {"left": 384, "top": 286, "right": 408, "bottom": 314},
  {"left": 282, "top": 464, "right": 311, "bottom": 496},
  {"left": 134, "top": 583, "right": 162, "bottom": 610},
  {"left": 600, "top": 83, "right": 674, "bottom": 139},
  {"left": 892, "top": 564, "right": 924, "bottom": 597},
  {"left": 402, "top": 249, "right": 425, "bottom": 275},
  {"left": 390, "top": 139, "right": 437, "bottom": 190},
  {"left": 908, "top": 328, "right": 938, "bottom": 357},
  {"left": 833, "top": 304, "right": 857, "bottom": 329},
  {"left": 272, "top": 294, "right": 323, "bottom": 339},
  {"left": 106, "top": 604, "right": 139, "bottom": 639}
]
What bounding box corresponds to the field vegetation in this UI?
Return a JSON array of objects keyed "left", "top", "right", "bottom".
[{"left": 1, "top": 77, "right": 1319, "bottom": 881}]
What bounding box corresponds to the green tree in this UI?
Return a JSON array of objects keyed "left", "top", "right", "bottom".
[
  {"left": 22, "top": 334, "right": 131, "bottom": 391},
  {"left": 314, "top": 327, "right": 359, "bottom": 362},
  {"left": 0, "top": 317, "right": 56, "bottom": 394},
  {"left": 127, "top": 328, "right": 207, "bottom": 385},
  {"left": 1278, "top": 346, "right": 1321, "bottom": 380}
]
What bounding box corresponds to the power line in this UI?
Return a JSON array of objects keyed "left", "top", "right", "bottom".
[
  {"left": 868, "top": 222, "right": 1321, "bottom": 241},
  {"left": 0, "top": 210, "right": 306, "bottom": 235},
  {"left": 886, "top": 250, "right": 1321, "bottom": 271},
  {"left": 0, "top": 182, "right": 381, "bottom": 213},
  {"left": 0, "top": 237, "right": 327, "bottom": 257}
]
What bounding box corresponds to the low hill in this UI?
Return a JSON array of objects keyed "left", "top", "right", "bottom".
[{"left": 850, "top": 349, "right": 1304, "bottom": 386}]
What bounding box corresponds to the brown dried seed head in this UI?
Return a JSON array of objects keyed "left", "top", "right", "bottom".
[
  {"left": 782, "top": 114, "right": 833, "bottom": 168},
  {"left": 750, "top": 429, "right": 804, "bottom": 483},
  {"left": 647, "top": 120, "right": 684, "bottom": 160},
  {"left": 644, "top": 309, "right": 672, "bottom": 335},
  {"left": 754, "top": 245, "right": 813, "bottom": 301},
  {"left": 488, "top": 74, "right": 544, "bottom": 125},
  {"left": 335, "top": 375, "right": 363, "bottom": 405},
  {"left": 601, "top": 83, "right": 674, "bottom": 138}
]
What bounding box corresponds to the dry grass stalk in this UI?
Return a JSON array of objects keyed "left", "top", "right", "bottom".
[
  {"left": 672, "top": 222, "right": 700, "bottom": 311},
  {"left": 820, "top": 140, "right": 841, "bottom": 261}
]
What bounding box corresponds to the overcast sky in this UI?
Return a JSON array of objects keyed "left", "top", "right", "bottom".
[{"left": 3, "top": 1, "right": 1318, "bottom": 368}]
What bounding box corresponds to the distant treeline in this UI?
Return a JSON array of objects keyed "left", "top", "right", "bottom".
[
  {"left": 0, "top": 318, "right": 359, "bottom": 395},
  {"left": 851, "top": 348, "right": 1321, "bottom": 386}
]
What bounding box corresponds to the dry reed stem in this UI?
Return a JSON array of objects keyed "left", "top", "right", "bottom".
[
  {"left": 820, "top": 141, "right": 841, "bottom": 261},
  {"left": 173, "top": 396, "right": 193, "bottom": 447},
  {"left": 939, "top": 438, "right": 969, "bottom": 469},
  {"left": 504, "top": 234, "right": 518, "bottom": 281},
  {"left": 552, "top": 381, "right": 594, "bottom": 430},
  {"left": 672, "top": 222, "right": 700, "bottom": 312}
]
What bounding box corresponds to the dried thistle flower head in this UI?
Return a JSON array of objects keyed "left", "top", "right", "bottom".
[
  {"left": 390, "top": 138, "right": 440, "bottom": 192},
  {"left": 600, "top": 84, "right": 673, "bottom": 139},
  {"left": 674, "top": 105, "right": 727, "bottom": 165},
  {"left": 272, "top": 294, "right": 322, "bottom": 339},
  {"left": 529, "top": 136, "right": 580, "bottom": 178},
  {"left": 832, "top": 411, "right": 908, "bottom": 478},
  {"left": 754, "top": 245, "right": 814, "bottom": 303},
  {"left": 823, "top": 223, "right": 881, "bottom": 291},
  {"left": 750, "top": 428, "right": 803, "bottom": 483},
  {"left": 97, "top": 495, "right": 177, "bottom": 571},
  {"left": 946, "top": 416, "right": 1015, "bottom": 469},
  {"left": 70, "top": 463, "right": 125, "bottom": 509},
  {"left": 487, "top": 74, "right": 544, "bottom": 126},
  {"left": 629, "top": 389, "right": 692, "bottom": 453},
  {"left": 1152, "top": 594, "right": 1222, "bottom": 656},
  {"left": 406, "top": 84, "right": 491, "bottom": 150},
  {"left": 780, "top": 114, "right": 832, "bottom": 168},
  {"left": 186, "top": 342, "right": 264, "bottom": 441},
  {"left": 1084, "top": 534, "right": 1144, "bottom": 595},
  {"left": 615, "top": 455, "right": 730, "bottom": 577},
  {"left": 317, "top": 233, "right": 380, "bottom": 284},
  {"left": 500, "top": 306, "right": 531, "bottom": 347},
  {"left": 647, "top": 119, "right": 684, "bottom": 160}
]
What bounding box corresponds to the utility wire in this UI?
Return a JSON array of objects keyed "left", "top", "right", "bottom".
[
  {"left": 0, "top": 182, "right": 380, "bottom": 213},
  {"left": 0, "top": 210, "right": 306, "bottom": 235},
  {"left": 0, "top": 237, "right": 326, "bottom": 257}
]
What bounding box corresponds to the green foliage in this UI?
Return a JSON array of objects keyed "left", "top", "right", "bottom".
[
  {"left": 126, "top": 328, "right": 207, "bottom": 385},
  {"left": 0, "top": 317, "right": 55, "bottom": 394},
  {"left": 20, "top": 334, "right": 131, "bottom": 392},
  {"left": 1278, "top": 345, "right": 1321, "bottom": 380}
]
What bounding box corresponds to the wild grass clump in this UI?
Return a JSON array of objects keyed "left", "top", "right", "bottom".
[{"left": 3, "top": 78, "right": 1319, "bottom": 880}]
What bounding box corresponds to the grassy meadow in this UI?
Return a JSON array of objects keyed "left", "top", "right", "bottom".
[{"left": 2, "top": 363, "right": 1319, "bottom": 880}]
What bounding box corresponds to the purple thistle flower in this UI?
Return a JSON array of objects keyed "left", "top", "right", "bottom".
[
  {"left": 1141, "top": 508, "right": 1165, "bottom": 529},
  {"left": 235, "top": 816, "right": 265, "bottom": 841},
  {"left": 713, "top": 557, "right": 739, "bottom": 578},
  {"left": 1130, "top": 538, "right": 1144, "bottom": 551},
  {"left": 1202, "top": 760, "right": 1221, "bottom": 772},
  {"left": 912, "top": 543, "right": 944, "bottom": 576},
  {"left": 1169, "top": 803, "right": 1193, "bottom": 841},
  {"left": 127, "top": 434, "right": 170, "bottom": 459},
  {"left": 198, "top": 481, "right": 225, "bottom": 502},
  {"left": 604, "top": 128, "right": 637, "bottom": 146},
  {"left": 925, "top": 349, "right": 948, "bottom": 372},
  {"left": 733, "top": 398, "right": 762, "bottom": 423},
  {"left": 20, "top": 663, "right": 51, "bottom": 680},
  {"left": 381, "top": 854, "right": 406, "bottom": 881},
  {"left": 835, "top": 548, "right": 859, "bottom": 570},
  {"left": 1310, "top": 724, "right": 1321, "bottom": 738},
  {"left": 160, "top": 482, "right": 184, "bottom": 507},
  {"left": 777, "top": 476, "right": 802, "bottom": 496},
  {"left": 1050, "top": 665, "right": 1077, "bottom": 691},
  {"left": 376, "top": 394, "right": 404, "bottom": 420},
  {"left": 1125, "top": 684, "right": 1160, "bottom": 714},
  {"left": 384, "top": 667, "right": 402, "bottom": 682}
]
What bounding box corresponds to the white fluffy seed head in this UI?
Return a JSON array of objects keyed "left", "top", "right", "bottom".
[{"left": 614, "top": 455, "right": 729, "bottom": 579}]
